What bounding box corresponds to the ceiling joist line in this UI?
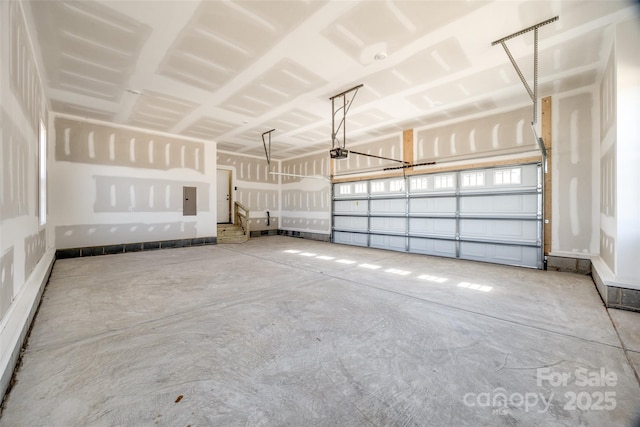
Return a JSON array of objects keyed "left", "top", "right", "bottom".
[
  {"left": 261, "top": 128, "right": 276, "bottom": 167},
  {"left": 492, "top": 15, "right": 558, "bottom": 172}
]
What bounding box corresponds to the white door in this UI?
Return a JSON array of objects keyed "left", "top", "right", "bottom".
[{"left": 217, "top": 169, "right": 231, "bottom": 223}]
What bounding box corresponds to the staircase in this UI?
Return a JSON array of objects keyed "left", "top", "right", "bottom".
[{"left": 217, "top": 224, "right": 249, "bottom": 244}]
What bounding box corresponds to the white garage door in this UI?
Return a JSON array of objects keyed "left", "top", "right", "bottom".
[{"left": 332, "top": 163, "right": 543, "bottom": 269}]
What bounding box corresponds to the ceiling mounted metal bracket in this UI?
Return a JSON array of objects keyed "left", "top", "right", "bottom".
[
  {"left": 330, "top": 84, "right": 363, "bottom": 154},
  {"left": 261, "top": 129, "right": 276, "bottom": 166},
  {"left": 530, "top": 124, "right": 547, "bottom": 165},
  {"left": 492, "top": 16, "right": 557, "bottom": 172}
]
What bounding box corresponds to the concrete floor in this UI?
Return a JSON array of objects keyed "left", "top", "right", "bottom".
[{"left": 1, "top": 236, "right": 639, "bottom": 426}]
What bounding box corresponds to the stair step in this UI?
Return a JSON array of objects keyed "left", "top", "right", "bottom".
[
  {"left": 216, "top": 229, "right": 244, "bottom": 235},
  {"left": 219, "top": 229, "right": 245, "bottom": 236},
  {"left": 217, "top": 224, "right": 249, "bottom": 244},
  {"left": 218, "top": 235, "right": 250, "bottom": 244}
]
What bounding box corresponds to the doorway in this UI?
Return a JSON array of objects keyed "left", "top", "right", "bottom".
[{"left": 217, "top": 169, "right": 231, "bottom": 223}]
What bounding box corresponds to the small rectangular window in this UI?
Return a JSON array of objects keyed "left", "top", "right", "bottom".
[
  {"left": 434, "top": 174, "right": 454, "bottom": 189},
  {"left": 494, "top": 168, "right": 521, "bottom": 185},
  {"left": 38, "top": 119, "right": 47, "bottom": 226},
  {"left": 461, "top": 171, "right": 485, "bottom": 187},
  {"left": 389, "top": 179, "right": 404, "bottom": 192},
  {"left": 371, "top": 181, "right": 385, "bottom": 193},
  {"left": 339, "top": 185, "right": 351, "bottom": 195},
  {"left": 354, "top": 183, "right": 367, "bottom": 194},
  {"left": 411, "top": 177, "right": 428, "bottom": 191}
]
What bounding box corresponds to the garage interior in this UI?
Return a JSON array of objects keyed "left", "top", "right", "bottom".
[{"left": 0, "top": 0, "right": 639, "bottom": 425}]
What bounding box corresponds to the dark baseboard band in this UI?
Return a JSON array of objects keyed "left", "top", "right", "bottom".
[
  {"left": 606, "top": 287, "right": 640, "bottom": 313},
  {"left": 593, "top": 266, "right": 640, "bottom": 312},
  {"left": 546, "top": 255, "right": 592, "bottom": 274},
  {"left": 55, "top": 230, "right": 333, "bottom": 259},
  {"left": 56, "top": 236, "right": 217, "bottom": 259},
  {"left": 249, "top": 229, "right": 279, "bottom": 238},
  {"left": 276, "top": 229, "right": 330, "bottom": 242}
]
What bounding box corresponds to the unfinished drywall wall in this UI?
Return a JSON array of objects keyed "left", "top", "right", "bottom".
[
  {"left": 50, "top": 116, "right": 216, "bottom": 249},
  {"left": 592, "top": 16, "right": 640, "bottom": 299},
  {"left": 613, "top": 17, "right": 640, "bottom": 287},
  {"left": 55, "top": 117, "right": 205, "bottom": 173},
  {"left": 92, "top": 176, "right": 209, "bottom": 213},
  {"left": 599, "top": 44, "right": 617, "bottom": 273},
  {"left": 553, "top": 90, "right": 596, "bottom": 255},
  {"left": 415, "top": 106, "right": 537, "bottom": 163},
  {"left": 24, "top": 229, "right": 46, "bottom": 281},
  {"left": 281, "top": 151, "right": 331, "bottom": 235},
  {"left": 216, "top": 152, "right": 279, "bottom": 232},
  {"left": 0, "top": 248, "right": 15, "bottom": 323},
  {"left": 333, "top": 135, "right": 403, "bottom": 177},
  {"left": 0, "top": 0, "right": 54, "bottom": 402},
  {"left": 1, "top": 110, "right": 30, "bottom": 221}
]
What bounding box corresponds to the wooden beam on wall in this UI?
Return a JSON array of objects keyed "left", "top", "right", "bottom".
[
  {"left": 542, "top": 96, "right": 552, "bottom": 256},
  {"left": 403, "top": 129, "right": 414, "bottom": 172}
]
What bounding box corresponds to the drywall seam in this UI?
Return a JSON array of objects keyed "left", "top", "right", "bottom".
[
  {"left": 53, "top": 112, "right": 214, "bottom": 145},
  {"left": 217, "top": 148, "right": 279, "bottom": 163},
  {"left": 14, "top": 1, "right": 48, "bottom": 113}
]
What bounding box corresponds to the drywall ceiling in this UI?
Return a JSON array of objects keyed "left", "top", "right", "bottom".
[{"left": 24, "top": 0, "right": 637, "bottom": 160}]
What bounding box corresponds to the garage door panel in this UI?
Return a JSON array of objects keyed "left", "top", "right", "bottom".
[
  {"left": 409, "top": 238, "right": 456, "bottom": 257},
  {"left": 334, "top": 200, "right": 368, "bottom": 215},
  {"left": 370, "top": 217, "right": 405, "bottom": 233},
  {"left": 409, "top": 197, "right": 456, "bottom": 214},
  {"left": 409, "top": 218, "right": 456, "bottom": 237},
  {"left": 370, "top": 235, "right": 406, "bottom": 251},
  {"left": 334, "top": 231, "right": 367, "bottom": 247},
  {"left": 459, "top": 219, "right": 538, "bottom": 242},
  {"left": 460, "top": 241, "right": 539, "bottom": 268},
  {"left": 334, "top": 216, "right": 368, "bottom": 232},
  {"left": 333, "top": 163, "right": 542, "bottom": 269},
  {"left": 459, "top": 194, "right": 538, "bottom": 215},
  {"left": 370, "top": 198, "right": 405, "bottom": 214}
]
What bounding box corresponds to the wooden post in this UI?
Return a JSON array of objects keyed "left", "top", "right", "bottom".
[{"left": 403, "top": 129, "right": 414, "bottom": 172}]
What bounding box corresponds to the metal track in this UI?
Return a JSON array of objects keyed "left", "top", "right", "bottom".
[{"left": 261, "top": 129, "right": 276, "bottom": 166}]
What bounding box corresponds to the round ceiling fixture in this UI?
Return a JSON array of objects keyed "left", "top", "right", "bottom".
[{"left": 374, "top": 52, "right": 387, "bottom": 61}]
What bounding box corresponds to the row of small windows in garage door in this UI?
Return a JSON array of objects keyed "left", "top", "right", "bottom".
[{"left": 336, "top": 167, "right": 523, "bottom": 195}]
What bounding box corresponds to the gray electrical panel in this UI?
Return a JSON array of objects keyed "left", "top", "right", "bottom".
[{"left": 183, "top": 186, "right": 197, "bottom": 216}]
